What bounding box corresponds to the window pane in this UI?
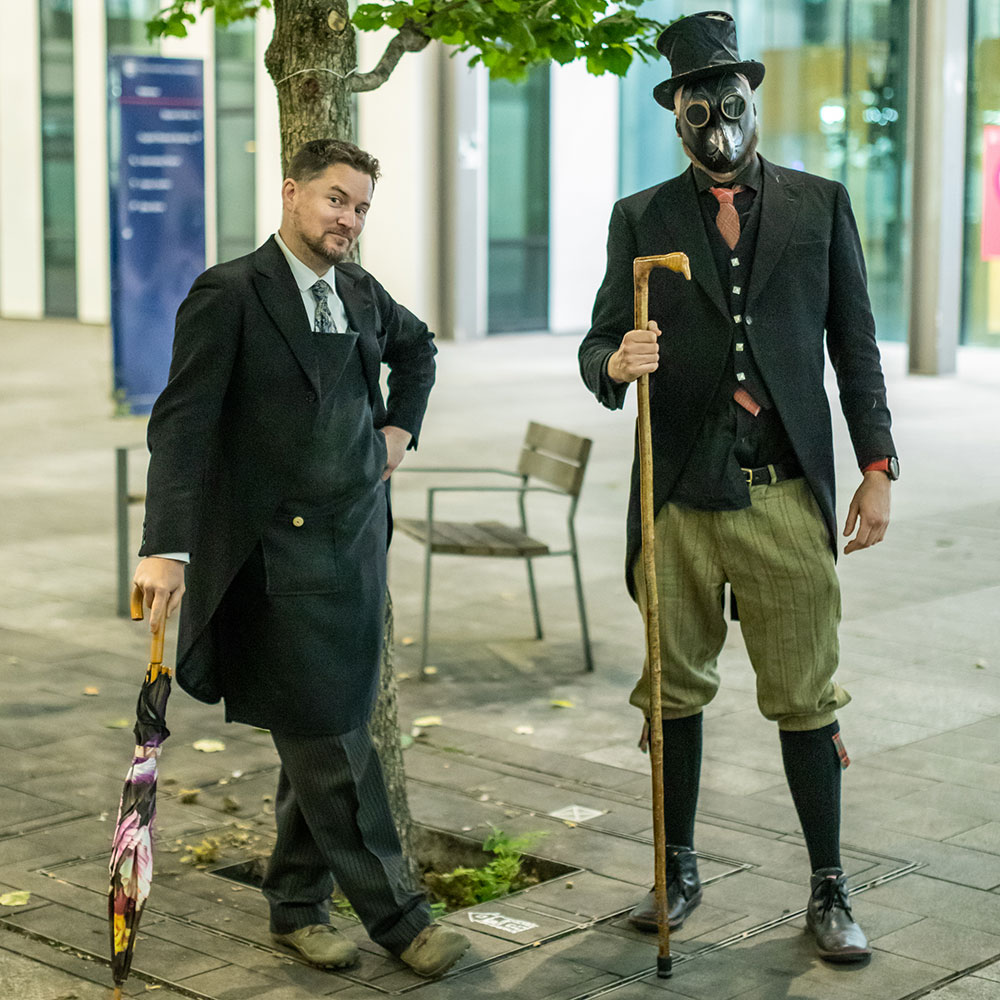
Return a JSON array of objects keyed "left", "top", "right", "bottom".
[
  {"left": 215, "top": 18, "right": 256, "bottom": 263},
  {"left": 488, "top": 67, "right": 550, "bottom": 333},
  {"left": 618, "top": 0, "right": 909, "bottom": 343},
  {"left": 964, "top": 1, "right": 1000, "bottom": 346},
  {"left": 40, "top": 0, "right": 77, "bottom": 317}
]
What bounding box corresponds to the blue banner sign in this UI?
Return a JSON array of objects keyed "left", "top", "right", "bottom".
[{"left": 109, "top": 56, "right": 205, "bottom": 415}]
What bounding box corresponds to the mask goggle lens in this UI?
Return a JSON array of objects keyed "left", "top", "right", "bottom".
[
  {"left": 684, "top": 101, "right": 711, "bottom": 128},
  {"left": 721, "top": 93, "right": 747, "bottom": 120}
]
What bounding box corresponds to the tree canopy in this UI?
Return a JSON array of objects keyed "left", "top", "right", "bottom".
[{"left": 148, "top": 0, "right": 665, "bottom": 82}]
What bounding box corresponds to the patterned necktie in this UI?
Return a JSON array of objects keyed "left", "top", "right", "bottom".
[
  {"left": 709, "top": 185, "right": 745, "bottom": 250},
  {"left": 310, "top": 279, "right": 335, "bottom": 333}
]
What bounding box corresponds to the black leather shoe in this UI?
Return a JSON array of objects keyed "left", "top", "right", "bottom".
[
  {"left": 806, "top": 868, "right": 871, "bottom": 962},
  {"left": 628, "top": 845, "right": 702, "bottom": 932}
]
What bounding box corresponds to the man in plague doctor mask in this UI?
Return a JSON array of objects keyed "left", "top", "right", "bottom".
[{"left": 580, "top": 10, "right": 898, "bottom": 962}]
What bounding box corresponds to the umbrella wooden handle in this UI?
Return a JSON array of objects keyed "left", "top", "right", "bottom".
[
  {"left": 633, "top": 252, "right": 691, "bottom": 977},
  {"left": 130, "top": 584, "right": 166, "bottom": 668}
]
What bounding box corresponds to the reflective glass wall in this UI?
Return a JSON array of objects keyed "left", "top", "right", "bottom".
[
  {"left": 487, "top": 68, "right": 550, "bottom": 333},
  {"left": 215, "top": 18, "right": 256, "bottom": 263},
  {"left": 619, "top": 0, "right": 909, "bottom": 341},
  {"left": 40, "top": 0, "right": 77, "bottom": 317},
  {"left": 964, "top": 2, "right": 1000, "bottom": 346}
]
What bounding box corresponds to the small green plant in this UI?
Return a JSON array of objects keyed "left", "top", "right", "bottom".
[{"left": 423, "top": 827, "right": 547, "bottom": 911}]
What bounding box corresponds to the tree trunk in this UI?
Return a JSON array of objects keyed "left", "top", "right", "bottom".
[
  {"left": 264, "top": 0, "right": 358, "bottom": 173},
  {"left": 264, "top": 0, "right": 416, "bottom": 867}
]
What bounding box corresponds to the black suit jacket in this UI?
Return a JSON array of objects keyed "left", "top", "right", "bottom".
[
  {"left": 140, "top": 237, "right": 436, "bottom": 704},
  {"left": 579, "top": 157, "right": 895, "bottom": 592}
]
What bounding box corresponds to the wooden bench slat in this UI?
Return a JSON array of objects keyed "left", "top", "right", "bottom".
[{"left": 393, "top": 517, "right": 549, "bottom": 557}]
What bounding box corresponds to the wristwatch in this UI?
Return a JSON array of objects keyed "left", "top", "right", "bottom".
[{"left": 862, "top": 456, "right": 899, "bottom": 480}]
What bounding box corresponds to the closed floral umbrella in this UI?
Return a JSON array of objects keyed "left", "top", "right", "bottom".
[{"left": 108, "top": 587, "right": 170, "bottom": 998}]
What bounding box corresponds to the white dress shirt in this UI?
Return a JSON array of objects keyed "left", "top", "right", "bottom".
[{"left": 274, "top": 230, "right": 351, "bottom": 333}]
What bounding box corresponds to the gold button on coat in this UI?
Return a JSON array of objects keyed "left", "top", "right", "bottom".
[{"left": 292, "top": 516, "right": 304, "bottom": 527}]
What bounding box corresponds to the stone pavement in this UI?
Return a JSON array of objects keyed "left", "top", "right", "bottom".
[{"left": 1, "top": 316, "right": 999, "bottom": 1000}]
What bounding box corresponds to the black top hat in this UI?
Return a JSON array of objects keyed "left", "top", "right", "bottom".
[{"left": 653, "top": 10, "right": 765, "bottom": 111}]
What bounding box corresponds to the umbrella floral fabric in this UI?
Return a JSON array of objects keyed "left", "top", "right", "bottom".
[{"left": 108, "top": 656, "right": 172, "bottom": 987}]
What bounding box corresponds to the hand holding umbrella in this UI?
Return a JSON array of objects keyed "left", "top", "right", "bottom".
[{"left": 108, "top": 585, "right": 172, "bottom": 998}]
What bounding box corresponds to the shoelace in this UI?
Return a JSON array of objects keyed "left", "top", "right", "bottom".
[{"left": 812, "top": 876, "right": 852, "bottom": 919}]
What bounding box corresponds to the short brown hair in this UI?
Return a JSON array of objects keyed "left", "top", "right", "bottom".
[{"left": 286, "top": 139, "right": 381, "bottom": 185}]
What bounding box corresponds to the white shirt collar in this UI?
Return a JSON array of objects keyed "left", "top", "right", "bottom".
[{"left": 274, "top": 230, "right": 337, "bottom": 292}]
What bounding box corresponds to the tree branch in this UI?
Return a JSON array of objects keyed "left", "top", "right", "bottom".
[{"left": 349, "top": 21, "right": 430, "bottom": 93}]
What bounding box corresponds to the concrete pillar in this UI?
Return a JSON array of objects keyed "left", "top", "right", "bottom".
[
  {"left": 548, "top": 61, "right": 619, "bottom": 335},
  {"left": 439, "top": 53, "right": 489, "bottom": 341},
  {"left": 0, "top": 1, "right": 44, "bottom": 319},
  {"left": 74, "top": 0, "right": 110, "bottom": 325},
  {"left": 907, "top": 0, "right": 969, "bottom": 374},
  {"left": 254, "top": 5, "right": 282, "bottom": 244}
]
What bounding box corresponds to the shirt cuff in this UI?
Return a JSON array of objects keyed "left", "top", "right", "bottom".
[{"left": 151, "top": 552, "right": 190, "bottom": 563}]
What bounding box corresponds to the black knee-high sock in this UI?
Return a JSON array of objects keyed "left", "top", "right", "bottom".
[
  {"left": 779, "top": 721, "right": 843, "bottom": 872},
  {"left": 658, "top": 713, "right": 703, "bottom": 848}
]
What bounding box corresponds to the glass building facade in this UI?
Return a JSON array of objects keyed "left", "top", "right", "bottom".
[
  {"left": 487, "top": 68, "right": 551, "bottom": 333},
  {"left": 619, "top": 0, "right": 910, "bottom": 343},
  {"left": 215, "top": 17, "right": 257, "bottom": 263},
  {"left": 964, "top": 1, "right": 1000, "bottom": 346},
  {"left": 39, "top": 0, "right": 77, "bottom": 317}
]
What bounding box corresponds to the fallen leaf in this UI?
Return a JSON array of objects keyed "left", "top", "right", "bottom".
[
  {"left": 401, "top": 636, "right": 416, "bottom": 646},
  {"left": 975, "top": 660, "right": 988, "bottom": 669},
  {"left": 231, "top": 770, "right": 244, "bottom": 778},
  {"left": 550, "top": 699, "right": 574, "bottom": 709},
  {"left": 0, "top": 891, "right": 31, "bottom": 906},
  {"left": 105, "top": 718, "right": 131, "bottom": 729},
  {"left": 192, "top": 738, "right": 226, "bottom": 753},
  {"left": 514, "top": 725, "right": 534, "bottom": 735},
  {"left": 413, "top": 715, "right": 442, "bottom": 728},
  {"left": 562, "top": 820, "right": 577, "bottom": 828},
  {"left": 178, "top": 789, "right": 200, "bottom": 804},
  {"left": 422, "top": 665, "right": 439, "bottom": 676},
  {"left": 82, "top": 686, "right": 100, "bottom": 696},
  {"left": 222, "top": 796, "right": 241, "bottom": 813},
  {"left": 397, "top": 672, "right": 412, "bottom": 681},
  {"left": 479, "top": 793, "right": 490, "bottom": 802},
  {"left": 399, "top": 733, "right": 414, "bottom": 749}
]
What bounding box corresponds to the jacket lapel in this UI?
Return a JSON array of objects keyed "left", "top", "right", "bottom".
[
  {"left": 335, "top": 266, "right": 381, "bottom": 403},
  {"left": 747, "top": 157, "right": 803, "bottom": 308},
  {"left": 252, "top": 238, "right": 320, "bottom": 394},
  {"left": 645, "top": 169, "right": 730, "bottom": 322}
]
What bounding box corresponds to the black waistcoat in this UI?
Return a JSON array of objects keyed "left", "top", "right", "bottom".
[{"left": 669, "top": 183, "right": 796, "bottom": 511}]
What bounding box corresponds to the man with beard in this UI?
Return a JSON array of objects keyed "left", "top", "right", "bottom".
[
  {"left": 132, "top": 139, "right": 469, "bottom": 977},
  {"left": 579, "top": 11, "right": 897, "bottom": 961}
]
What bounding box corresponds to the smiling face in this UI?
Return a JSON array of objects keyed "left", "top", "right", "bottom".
[
  {"left": 675, "top": 72, "right": 758, "bottom": 180},
  {"left": 279, "top": 162, "right": 374, "bottom": 275}
]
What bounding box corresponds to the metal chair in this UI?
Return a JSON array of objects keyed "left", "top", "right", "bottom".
[{"left": 394, "top": 421, "right": 594, "bottom": 676}]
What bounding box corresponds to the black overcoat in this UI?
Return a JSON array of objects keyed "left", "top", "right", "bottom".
[
  {"left": 139, "top": 237, "right": 436, "bottom": 722},
  {"left": 579, "top": 157, "right": 896, "bottom": 593}
]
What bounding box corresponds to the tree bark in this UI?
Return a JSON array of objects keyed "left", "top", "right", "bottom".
[
  {"left": 265, "top": 0, "right": 358, "bottom": 173},
  {"left": 264, "top": 0, "right": 417, "bottom": 866}
]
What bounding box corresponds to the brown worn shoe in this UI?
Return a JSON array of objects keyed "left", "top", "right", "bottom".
[
  {"left": 628, "top": 846, "right": 702, "bottom": 932},
  {"left": 805, "top": 868, "right": 871, "bottom": 962},
  {"left": 399, "top": 924, "right": 471, "bottom": 977},
  {"left": 271, "top": 924, "right": 359, "bottom": 968}
]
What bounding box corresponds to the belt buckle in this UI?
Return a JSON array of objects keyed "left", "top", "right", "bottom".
[{"left": 743, "top": 467, "right": 754, "bottom": 485}]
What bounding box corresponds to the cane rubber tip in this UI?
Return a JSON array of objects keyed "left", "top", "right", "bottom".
[{"left": 657, "top": 955, "right": 673, "bottom": 978}]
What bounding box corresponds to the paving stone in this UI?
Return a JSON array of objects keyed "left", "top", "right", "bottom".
[
  {"left": 514, "top": 870, "right": 646, "bottom": 919},
  {"left": 925, "top": 977, "right": 1000, "bottom": 999},
  {"left": 974, "top": 958, "right": 1000, "bottom": 981},
  {"left": 873, "top": 917, "right": 1000, "bottom": 972},
  {"left": 946, "top": 821, "right": 1000, "bottom": 856}
]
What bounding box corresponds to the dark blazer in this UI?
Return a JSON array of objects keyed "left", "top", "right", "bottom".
[
  {"left": 140, "top": 237, "right": 436, "bottom": 707},
  {"left": 579, "top": 157, "right": 895, "bottom": 591}
]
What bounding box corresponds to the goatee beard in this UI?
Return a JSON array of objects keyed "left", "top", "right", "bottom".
[
  {"left": 682, "top": 131, "right": 759, "bottom": 184},
  {"left": 302, "top": 232, "right": 352, "bottom": 265}
]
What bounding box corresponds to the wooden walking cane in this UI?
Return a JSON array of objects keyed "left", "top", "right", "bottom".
[{"left": 633, "top": 252, "right": 691, "bottom": 979}]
